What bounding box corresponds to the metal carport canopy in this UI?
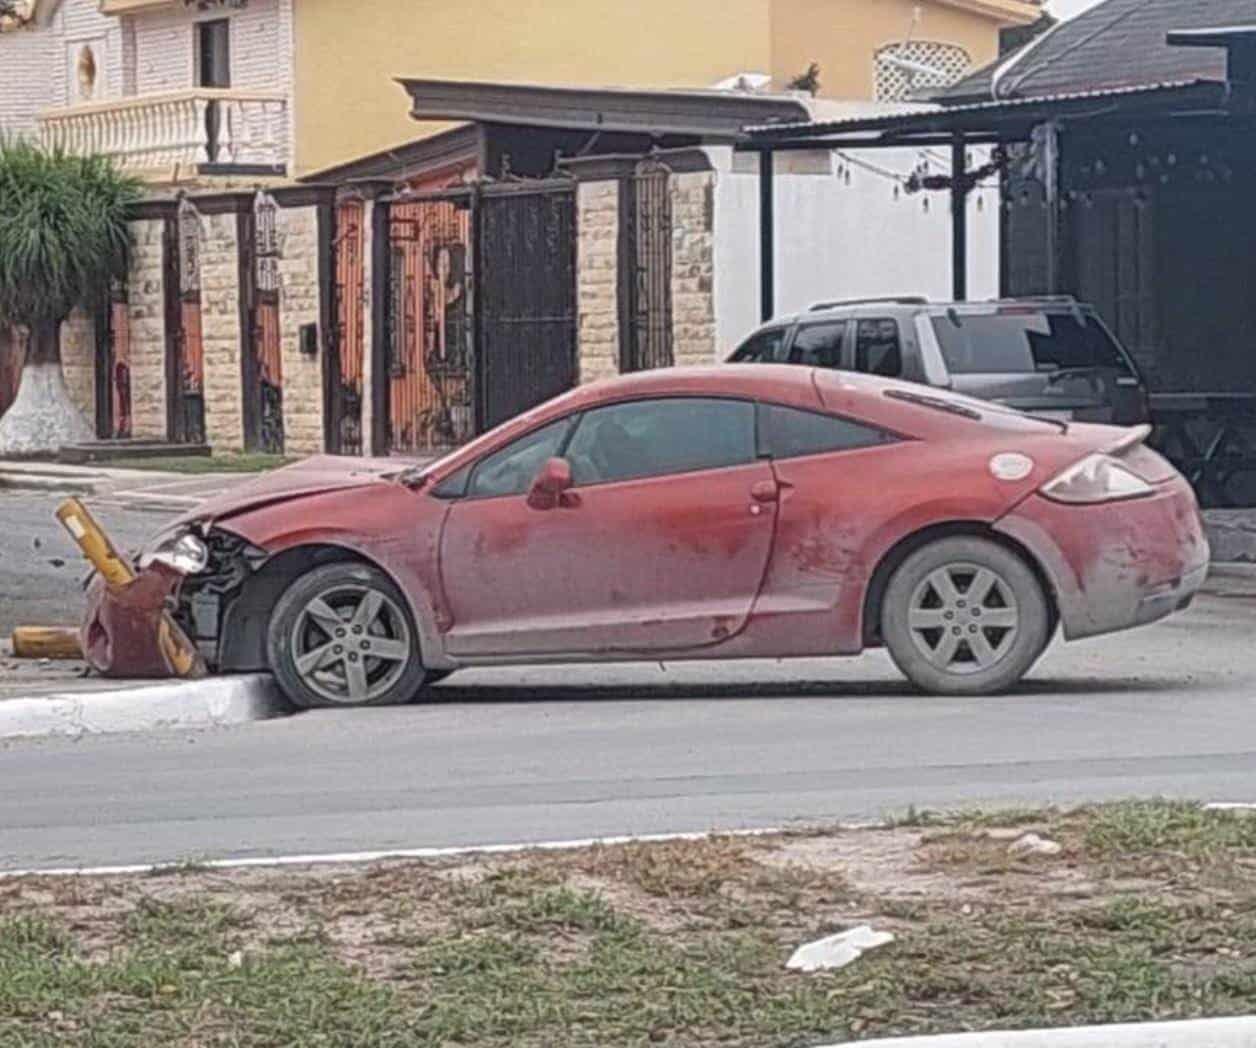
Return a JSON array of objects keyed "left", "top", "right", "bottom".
[{"left": 736, "top": 79, "right": 1228, "bottom": 317}]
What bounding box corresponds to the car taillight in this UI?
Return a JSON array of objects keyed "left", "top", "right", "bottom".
[{"left": 1040, "top": 453, "right": 1154, "bottom": 504}]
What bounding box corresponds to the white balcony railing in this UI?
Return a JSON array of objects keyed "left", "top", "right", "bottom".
[{"left": 39, "top": 89, "right": 289, "bottom": 173}]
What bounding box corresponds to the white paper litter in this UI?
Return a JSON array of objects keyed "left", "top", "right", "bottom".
[
  {"left": 1008, "top": 833, "right": 1063, "bottom": 857},
  {"left": 785, "top": 925, "right": 895, "bottom": 972}
]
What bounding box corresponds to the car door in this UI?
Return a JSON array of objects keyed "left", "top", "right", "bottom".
[{"left": 437, "top": 397, "right": 779, "bottom": 657}]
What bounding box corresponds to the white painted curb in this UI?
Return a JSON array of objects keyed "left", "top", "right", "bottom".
[
  {"left": 0, "top": 674, "right": 291, "bottom": 740},
  {"left": 817, "top": 1016, "right": 1256, "bottom": 1048}
]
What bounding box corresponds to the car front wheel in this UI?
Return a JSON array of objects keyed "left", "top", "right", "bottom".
[
  {"left": 881, "top": 537, "right": 1051, "bottom": 696},
  {"left": 268, "top": 562, "right": 427, "bottom": 709}
]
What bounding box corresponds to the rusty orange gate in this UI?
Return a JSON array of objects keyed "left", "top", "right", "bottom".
[
  {"left": 327, "top": 183, "right": 577, "bottom": 458},
  {"left": 94, "top": 283, "right": 132, "bottom": 439},
  {"left": 165, "top": 199, "right": 207, "bottom": 445},
  {"left": 331, "top": 197, "right": 367, "bottom": 455},
  {"left": 241, "top": 191, "right": 284, "bottom": 453},
  {"left": 386, "top": 193, "right": 475, "bottom": 455}
]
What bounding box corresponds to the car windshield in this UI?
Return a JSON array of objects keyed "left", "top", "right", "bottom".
[{"left": 930, "top": 310, "right": 1134, "bottom": 377}]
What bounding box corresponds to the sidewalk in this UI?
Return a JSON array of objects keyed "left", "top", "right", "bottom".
[{"left": 0, "top": 459, "right": 251, "bottom": 511}]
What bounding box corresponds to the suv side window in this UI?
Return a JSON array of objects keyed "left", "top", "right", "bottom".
[
  {"left": 856, "top": 318, "right": 902, "bottom": 377},
  {"left": 760, "top": 403, "right": 894, "bottom": 459},
  {"left": 730, "top": 328, "right": 788, "bottom": 363},
  {"left": 789, "top": 321, "right": 846, "bottom": 368},
  {"left": 566, "top": 398, "right": 756, "bottom": 486}
]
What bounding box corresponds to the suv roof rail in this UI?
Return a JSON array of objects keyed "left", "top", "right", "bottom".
[
  {"left": 808, "top": 296, "right": 929, "bottom": 312},
  {"left": 983, "top": 295, "right": 1080, "bottom": 305}
]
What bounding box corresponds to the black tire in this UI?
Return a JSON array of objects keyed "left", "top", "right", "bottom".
[
  {"left": 881, "top": 536, "right": 1051, "bottom": 696},
  {"left": 268, "top": 562, "right": 427, "bottom": 709}
]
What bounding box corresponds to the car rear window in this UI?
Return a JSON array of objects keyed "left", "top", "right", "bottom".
[{"left": 930, "top": 311, "right": 1134, "bottom": 376}]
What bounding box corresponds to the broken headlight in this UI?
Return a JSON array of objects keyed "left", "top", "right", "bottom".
[{"left": 138, "top": 529, "right": 210, "bottom": 575}]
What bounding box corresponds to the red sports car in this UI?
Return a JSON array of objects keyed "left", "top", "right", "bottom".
[{"left": 82, "top": 366, "right": 1209, "bottom": 704}]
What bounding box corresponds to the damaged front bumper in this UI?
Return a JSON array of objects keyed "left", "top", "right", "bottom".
[
  {"left": 81, "top": 565, "right": 203, "bottom": 678},
  {"left": 60, "top": 497, "right": 218, "bottom": 679}
]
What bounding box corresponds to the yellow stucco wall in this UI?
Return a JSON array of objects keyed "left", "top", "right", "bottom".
[
  {"left": 293, "top": 0, "right": 772, "bottom": 176},
  {"left": 770, "top": 0, "right": 1011, "bottom": 100},
  {"left": 293, "top": 0, "right": 1034, "bottom": 177}
]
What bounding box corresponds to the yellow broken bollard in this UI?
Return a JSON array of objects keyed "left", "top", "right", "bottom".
[
  {"left": 55, "top": 498, "right": 205, "bottom": 679},
  {"left": 11, "top": 626, "right": 83, "bottom": 660}
]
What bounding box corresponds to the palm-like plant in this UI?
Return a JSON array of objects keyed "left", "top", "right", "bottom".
[{"left": 0, "top": 141, "right": 142, "bottom": 455}]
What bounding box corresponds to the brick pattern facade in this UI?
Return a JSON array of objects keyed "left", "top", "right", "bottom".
[
  {"left": 669, "top": 171, "right": 718, "bottom": 367},
  {"left": 198, "top": 211, "right": 244, "bottom": 451},
  {"left": 576, "top": 180, "right": 620, "bottom": 384},
  {"left": 127, "top": 218, "right": 168, "bottom": 440},
  {"left": 276, "top": 204, "right": 323, "bottom": 455}
]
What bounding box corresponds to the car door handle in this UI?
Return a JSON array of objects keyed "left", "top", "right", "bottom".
[{"left": 750, "top": 480, "right": 780, "bottom": 504}]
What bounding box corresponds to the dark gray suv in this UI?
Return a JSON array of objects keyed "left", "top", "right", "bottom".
[{"left": 727, "top": 296, "right": 1150, "bottom": 425}]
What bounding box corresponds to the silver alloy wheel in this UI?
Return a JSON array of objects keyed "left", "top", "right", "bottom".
[
  {"left": 907, "top": 561, "right": 1020, "bottom": 675},
  {"left": 289, "top": 583, "right": 412, "bottom": 705}
]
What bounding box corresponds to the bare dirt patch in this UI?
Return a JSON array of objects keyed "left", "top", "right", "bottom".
[{"left": 4, "top": 801, "right": 1256, "bottom": 1046}]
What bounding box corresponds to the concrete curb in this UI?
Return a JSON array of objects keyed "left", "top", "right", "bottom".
[
  {"left": 819, "top": 1017, "right": 1256, "bottom": 1047},
  {"left": 0, "top": 674, "right": 291, "bottom": 740}
]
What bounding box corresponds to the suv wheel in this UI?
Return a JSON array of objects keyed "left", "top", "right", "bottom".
[{"left": 881, "top": 537, "right": 1051, "bottom": 696}]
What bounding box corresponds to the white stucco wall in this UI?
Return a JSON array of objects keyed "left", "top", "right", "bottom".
[{"left": 708, "top": 145, "right": 1000, "bottom": 357}]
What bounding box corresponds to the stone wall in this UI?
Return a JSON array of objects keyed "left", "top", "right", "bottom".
[
  {"left": 127, "top": 217, "right": 167, "bottom": 440},
  {"left": 199, "top": 211, "right": 244, "bottom": 452},
  {"left": 575, "top": 179, "right": 619, "bottom": 384},
  {"left": 276, "top": 203, "right": 323, "bottom": 455},
  {"left": 669, "top": 170, "right": 717, "bottom": 367},
  {"left": 59, "top": 307, "right": 96, "bottom": 425}
]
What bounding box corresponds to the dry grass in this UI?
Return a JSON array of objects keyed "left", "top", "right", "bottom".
[{"left": 4, "top": 801, "right": 1256, "bottom": 1046}]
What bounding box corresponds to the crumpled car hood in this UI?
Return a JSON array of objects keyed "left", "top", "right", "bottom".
[{"left": 173, "top": 455, "right": 413, "bottom": 528}]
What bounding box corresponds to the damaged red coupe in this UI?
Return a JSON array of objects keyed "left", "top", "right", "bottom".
[{"left": 82, "top": 366, "right": 1209, "bottom": 705}]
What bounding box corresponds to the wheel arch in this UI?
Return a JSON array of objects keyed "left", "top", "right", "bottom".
[
  {"left": 860, "top": 521, "right": 1060, "bottom": 648},
  {"left": 218, "top": 542, "right": 400, "bottom": 672}
]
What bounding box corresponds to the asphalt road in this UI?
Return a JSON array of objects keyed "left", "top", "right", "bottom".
[
  {"left": 0, "top": 490, "right": 170, "bottom": 636},
  {"left": 3, "top": 581, "right": 1255, "bottom": 872}
]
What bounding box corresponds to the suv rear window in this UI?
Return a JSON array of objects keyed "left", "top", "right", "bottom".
[{"left": 930, "top": 311, "right": 1134, "bottom": 376}]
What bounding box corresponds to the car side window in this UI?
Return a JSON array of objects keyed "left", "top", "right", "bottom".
[
  {"left": 730, "top": 328, "right": 788, "bottom": 363},
  {"left": 566, "top": 398, "right": 756, "bottom": 486},
  {"left": 467, "top": 418, "right": 573, "bottom": 498},
  {"left": 789, "top": 321, "right": 846, "bottom": 367},
  {"left": 856, "top": 318, "right": 903, "bottom": 377},
  {"left": 760, "top": 403, "right": 894, "bottom": 460}
]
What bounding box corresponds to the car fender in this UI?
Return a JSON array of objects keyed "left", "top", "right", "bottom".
[{"left": 214, "top": 484, "right": 456, "bottom": 670}]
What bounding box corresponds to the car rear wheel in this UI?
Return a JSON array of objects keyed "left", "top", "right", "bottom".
[
  {"left": 881, "top": 537, "right": 1051, "bottom": 696},
  {"left": 268, "top": 563, "right": 427, "bottom": 709}
]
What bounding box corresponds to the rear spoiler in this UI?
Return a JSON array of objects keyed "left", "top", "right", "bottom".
[{"left": 1103, "top": 424, "right": 1153, "bottom": 456}]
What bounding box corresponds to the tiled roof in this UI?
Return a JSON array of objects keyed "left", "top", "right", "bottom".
[{"left": 935, "top": 0, "right": 1247, "bottom": 103}]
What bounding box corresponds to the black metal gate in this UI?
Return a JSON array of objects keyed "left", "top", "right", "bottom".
[
  {"left": 477, "top": 180, "right": 577, "bottom": 430},
  {"left": 619, "top": 157, "right": 673, "bottom": 372}
]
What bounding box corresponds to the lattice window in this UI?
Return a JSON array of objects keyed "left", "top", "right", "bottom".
[{"left": 875, "top": 41, "right": 971, "bottom": 102}]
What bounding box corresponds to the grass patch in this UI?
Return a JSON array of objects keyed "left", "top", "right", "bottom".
[
  {"left": 4, "top": 801, "right": 1256, "bottom": 1046},
  {"left": 92, "top": 453, "right": 294, "bottom": 474}
]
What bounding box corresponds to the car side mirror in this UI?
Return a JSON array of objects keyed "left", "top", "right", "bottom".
[{"left": 526, "top": 457, "right": 572, "bottom": 510}]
